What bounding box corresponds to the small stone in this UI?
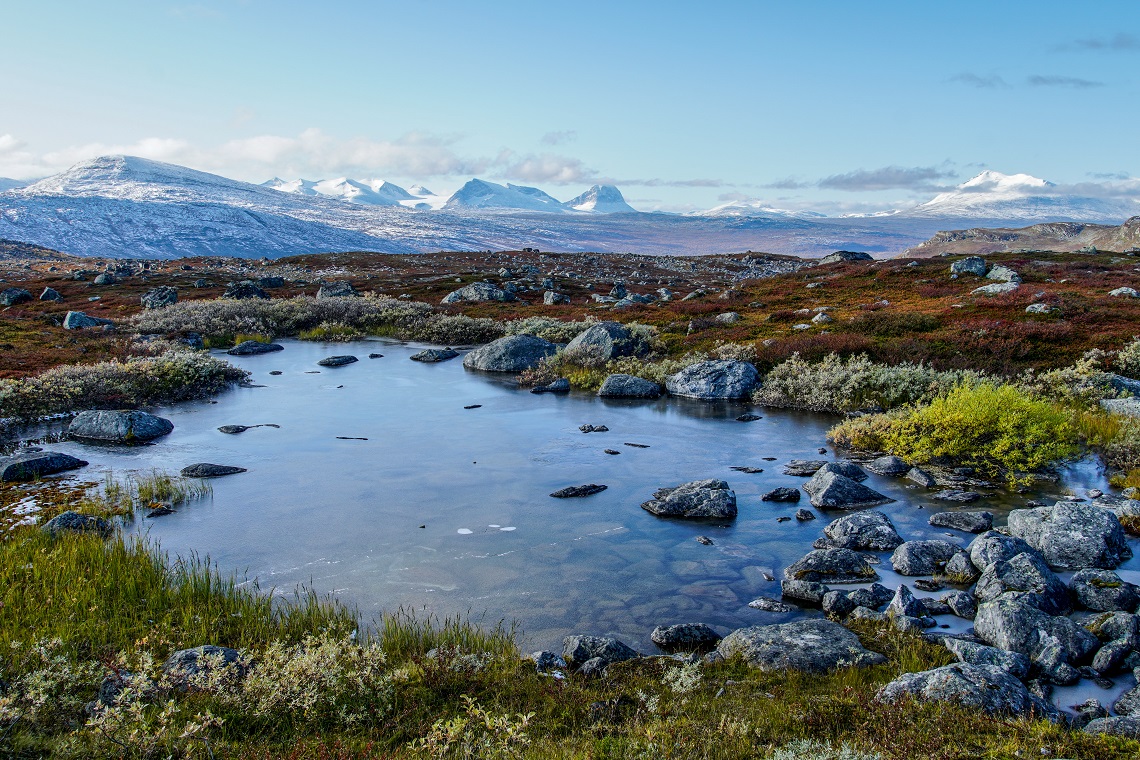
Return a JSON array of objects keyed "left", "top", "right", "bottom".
[
  {"left": 696, "top": 535, "right": 714, "bottom": 545},
  {"left": 795, "top": 508, "right": 815, "bottom": 521},
  {"left": 550, "top": 484, "right": 607, "bottom": 498}
]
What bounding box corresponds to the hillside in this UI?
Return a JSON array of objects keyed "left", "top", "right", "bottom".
[{"left": 906, "top": 216, "right": 1140, "bottom": 257}]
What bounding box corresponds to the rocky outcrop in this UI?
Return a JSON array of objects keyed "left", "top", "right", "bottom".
[
  {"left": 877, "top": 663, "right": 1054, "bottom": 719},
  {"left": 819, "top": 511, "right": 903, "bottom": 551},
  {"left": 803, "top": 470, "right": 893, "bottom": 510},
  {"left": 784, "top": 548, "right": 879, "bottom": 583},
  {"left": 641, "top": 479, "right": 737, "bottom": 519},
  {"left": 597, "top": 374, "right": 661, "bottom": 398},
  {"left": 462, "top": 335, "right": 556, "bottom": 372},
  {"left": 67, "top": 410, "right": 174, "bottom": 444},
  {"left": 1006, "top": 501, "right": 1132, "bottom": 570},
  {"left": 715, "top": 619, "right": 885, "bottom": 672},
  {"left": 441, "top": 282, "right": 514, "bottom": 304},
  {"left": 141, "top": 286, "right": 177, "bottom": 309},
  {"left": 0, "top": 452, "right": 88, "bottom": 482},
  {"left": 665, "top": 360, "right": 759, "bottom": 399}
]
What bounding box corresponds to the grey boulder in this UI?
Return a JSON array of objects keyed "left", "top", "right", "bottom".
[
  {"left": 928, "top": 511, "right": 993, "bottom": 533},
  {"left": 950, "top": 257, "right": 987, "bottom": 276},
  {"left": 565, "top": 321, "right": 648, "bottom": 360},
  {"left": 223, "top": 281, "right": 268, "bottom": 300},
  {"left": 641, "top": 479, "right": 737, "bottom": 519},
  {"left": 441, "top": 281, "right": 514, "bottom": 304},
  {"left": 316, "top": 281, "right": 358, "bottom": 299},
  {"left": 783, "top": 548, "right": 879, "bottom": 583},
  {"left": 820, "top": 511, "right": 903, "bottom": 551},
  {"left": 650, "top": 623, "right": 722, "bottom": 652},
  {"left": 39, "top": 287, "right": 63, "bottom": 302},
  {"left": 877, "top": 663, "right": 1054, "bottom": 719},
  {"left": 0, "top": 287, "right": 33, "bottom": 306},
  {"left": 140, "top": 286, "right": 177, "bottom": 309},
  {"left": 562, "top": 635, "right": 638, "bottom": 668},
  {"left": 866, "top": 455, "right": 910, "bottom": 476},
  {"left": 715, "top": 619, "right": 885, "bottom": 672},
  {"left": 665, "top": 360, "right": 759, "bottom": 400},
  {"left": 974, "top": 551, "right": 1071, "bottom": 616},
  {"left": 598, "top": 374, "right": 661, "bottom": 398},
  {"left": 410, "top": 349, "right": 459, "bottom": 363},
  {"left": 67, "top": 410, "right": 174, "bottom": 444},
  {"left": 0, "top": 452, "right": 88, "bottom": 482},
  {"left": 802, "top": 470, "right": 893, "bottom": 510},
  {"left": 41, "top": 510, "right": 113, "bottom": 538},
  {"left": 974, "top": 596, "right": 1098, "bottom": 662},
  {"left": 890, "top": 540, "right": 964, "bottom": 576},
  {"left": 163, "top": 645, "right": 246, "bottom": 690},
  {"left": 1006, "top": 501, "right": 1132, "bottom": 570},
  {"left": 63, "top": 311, "right": 112, "bottom": 330},
  {"left": 1069, "top": 569, "right": 1140, "bottom": 612},
  {"left": 968, "top": 531, "right": 1039, "bottom": 572},
  {"left": 462, "top": 335, "right": 556, "bottom": 372},
  {"left": 317, "top": 355, "right": 358, "bottom": 367},
  {"left": 227, "top": 340, "right": 283, "bottom": 356},
  {"left": 762, "top": 487, "right": 801, "bottom": 502},
  {"left": 1085, "top": 716, "right": 1140, "bottom": 737},
  {"left": 942, "top": 638, "right": 1030, "bottom": 679}
]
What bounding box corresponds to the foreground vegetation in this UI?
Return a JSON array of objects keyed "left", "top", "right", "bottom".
[{"left": 1, "top": 527, "right": 1136, "bottom": 759}]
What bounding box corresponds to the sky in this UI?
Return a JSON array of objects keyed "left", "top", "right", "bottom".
[{"left": 0, "top": 0, "right": 1137, "bottom": 213}]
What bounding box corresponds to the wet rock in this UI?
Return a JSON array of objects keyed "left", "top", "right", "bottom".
[
  {"left": 41, "top": 511, "right": 113, "bottom": 538},
  {"left": 928, "top": 511, "right": 993, "bottom": 533},
  {"left": 441, "top": 281, "right": 514, "bottom": 304},
  {"left": 847, "top": 584, "right": 894, "bottom": 611},
  {"left": 68, "top": 410, "right": 173, "bottom": 444},
  {"left": 695, "top": 535, "right": 713, "bottom": 545},
  {"left": 783, "top": 459, "right": 827, "bottom": 476},
  {"left": 0, "top": 287, "right": 32, "bottom": 306},
  {"left": 942, "top": 638, "right": 1030, "bottom": 678},
  {"left": 316, "top": 281, "right": 358, "bottom": 299},
  {"left": 223, "top": 281, "right": 268, "bottom": 299},
  {"left": 550, "top": 484, "right": 608, "bottom": 498},
  {"left": 820, "top": 511, "right": 903, "bottom": 551},
  {"left": 141, "top": 286, "right": 177, "bottom": 309},
  {"left": 730, "top": 466, "right": 764, "bottom": 473},
  {"left": 147, "top": 506, "right": 175, "bottom": 518},
  {"left": 410, "top": 349, "right": 459, "bottom": 363},
  {"left": 932, "top": 490, "right": 982, "bottom": 503},
  {"left": 665, "top": 360, "right": 759, "bottom": 400},
  {"left": 63, "top": 311, "right": 113, "bottom": 330},
  {"left": 736, "top": 413, "right": 762, "bottom": 422},
  {"left": 866, "top": 455, "right": 910, "bottom": 476},
  {"left": 641, "top": 479, "right": 737, "bottom": 519},
  {"left": 974, "top": 596, "right": 1098, "bottom": 662},
  {"left": 39, "top": 287, "right": 62, "bottom": 302},
  {"left": 748, "top": 597, "right": 796, "bottom": 613},
  {"left": 1007, "top": 501, "right": 1132, "bottom": 570},
  {"left": 974, "top": 552, "right": 1071, "bottom": 616},
  {"left": 762, "top": 487, "right": 802, "bottom": 502},
  {"left": 227, "top": 340, "right": 284, "bottom": 355},
  {"left": 163, "top": 645, "right": 246, "bottom": 690},
  {"left": 890, "top": 540, "right": 964, "bottom": 576},
  {"left": 804, "top": 470, "right": 893, "bottom": 510},
  {"left": 1069, "top": 699, "right": 1110, "bottom": 730},
  {"left": 0, "top": 452, "right": 88, "bottom": 482},
  {"left": 942, "top": 590, "right": 978, "bottom": 619},
  {"left": 794, "top": 508, "right": 815, "bottom": 521},
  {"left": 218, "top": 425, "right": 249, "bottom": 434},
  {"left": 716, "top": 619, "right": 886, "bottom": 672},
  {"left": 565, "top": 321, "right": 648, "bottom": 360},
  {"left": 780, "top": 579, "right": 829, "bottom": 605},
  {"left": 180, "top": 463, "right": 247, "bottom": 478},
  {"left": 950, "top": 257, "right": 987, "bottom": 276},
  {"left": 462, "top": 334, "right": 557, "bottom": 372},
  {"left": 562, "top": 635, "right": 638, "bottom": 669},
  {"left": 579, "top": 424, "right": 608, "bottom": 433},
  {"left": 1069, "top": 569, "right": 1139, "bottom": 612},
  {"left": 906, "top": 467, "right": 937, "bottom": 487},
  {"left": 967, "top": 531, "right": 1039, "bottom": 571},
  {"left": 597, "top": 374, "right": 661, "bottom": 398},
  {"left": 317, "top": 355, "right": 358, "bottom": 367},
  {"left": 532, "top": 378, "right": 570, "bottom": 394},
  {"left": 650, "top": 623, "right": 722, "bottom": 652},
  {"left": 784, "top": 548, "right": 879, "bottom": 583},
  {"left": 877, "top": 663, "right": 1055, "bottom": 719}
]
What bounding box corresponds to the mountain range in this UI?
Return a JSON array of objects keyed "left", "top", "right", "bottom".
[{"left": 0, "top": 156, "right": 1136, "bottom": 259}]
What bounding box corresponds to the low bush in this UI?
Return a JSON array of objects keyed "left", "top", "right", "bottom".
[
  {"left": 297, "top": 322, "right": 366, "bottom": 342},
  {"left": 1115, "top": 337, "right": 1140, "bottom": 379}
]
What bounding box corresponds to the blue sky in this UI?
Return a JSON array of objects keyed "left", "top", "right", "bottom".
[{"left": 0, "top": 0, "right": 1136, "bottom": 211}]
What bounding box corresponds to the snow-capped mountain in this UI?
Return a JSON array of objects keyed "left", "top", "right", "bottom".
[
  {"left": 563, "top": 184, "right": 635, "bottom": 213},
  {"left": 262, "top": 176, "right": 418, "bottom": 206},
  {"left": 900, "top": 170, "right": 1140, "bottom": 222},
  {"left": 444, "top": 179, "right": 566, "bottom": 212},
  {"left": 698, "top": 198, "right": 827, "bottom": 219}
]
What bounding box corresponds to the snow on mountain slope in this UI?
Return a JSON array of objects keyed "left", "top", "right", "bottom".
[
  {"left": 697, "top": 198, "right": 827, "bottom": 219},
  {"left": 444, "top": 179, "right": 565, "bottom": 212},
  {"left": 262, "top": 175, "right": 415, "bottom": 206},
  {"left": 564, "top": 184, "right": 636, "bottom": 213},
  {"left": 900, "top": 170, "right": 1140, "bottom": 222}
]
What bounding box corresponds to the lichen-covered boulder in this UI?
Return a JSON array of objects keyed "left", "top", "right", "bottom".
[
  {"left": 316, "top": 281, "right": 358, "bottom": 299},
  {"left": 141, "top": 286, "right": 178, "bottom": 309},
  {"left": 565, "top": 321, "right": 648, "bottom": 360},
  {"left": 820, "top": 511, "right": 903, "bottom": 551},
  {"left": 716, "top": 619, "right": 885, "bottom": 672},
  {"left": 877, "top": 663, "right": 1055, "bottom": 719},
  {"left": 802, "top": 470, "right": 893, "bottom": 510},
  {"left": 0, "top": 452, "right": 88, "bottom": 482},
  {"left": 942, "top": 638, "right": 1030, "bottom": 679},
  {"left": 441, "top": 281, "right": 514, "bottom": 304},
  {"left": 890, "top": 540, "right": 963, "bottom": 576},
  {"left": 41, "top": 510, "right": 113, "bottom": 538},
  {"left": 462, "top": 335, "right": 556, "bottom": 372},
  {"left": 1006, "top": 501, "right": 1132, "bottom": 570},
  {"left": 665, "top": 360, "right": 759, "bottom": 399},
  {"left": 784, "top": 548, "right": 879, "bottom": 584},
  {"left": 562, "top": 635, "right": 638, "bottom": 668},
  {"left": 641, "top": 479, "right": 737, "bottom": 519},
  {"left": 650, "top": 623, "right": 722, "bottom": 652},
  {"left": 163, "top": 645, "right": 246, "bottom": 690},
  {"left": 598, "top": 374, "right": 661, "bottom": 398},
  {"left": 968, "top": 531, "right": 1039, "bottom": 571},
  {"left": 1069, "top": 569, "right": 1140, "bottom": 612},
  {"left": 974, "top": 552, "right": 1071, "bottom": 616},
  {"left": 974, "top": 596, "right": 1098, "bottom": 662}
]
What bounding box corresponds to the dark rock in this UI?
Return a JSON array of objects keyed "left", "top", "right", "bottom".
[
  {"left": 163, "top": 645, "right": 246, "bottom": 690},
  {"left": 578, "top": 657, "right": 607, "bottom": 677},
  {"left": 318, "top": 355, "right": 358, "bottom": 367},
  {"left": 565, "top": 321, "right": 648, "bottom": 360},
  {"left": 1007, "top": 501, "right": 1132, "bottom": 570},
  {"left": 141, "top": 286, "right": 177, "bottom": 309},
  {"left": 579, "top": 424, "right": 609, "bottom": 433},
  {"left": 941, "top": 590, "right": 978, "bottom": 620},
  {"left": 641, "top": 479, "right": 737, "bottom": 519},
  {"left": 463, "top": 335, "right": 556, "bottom": 372},
  {"left": 968, "top": 531, "right": 1039, "bottom": 571},
  {"left": 944, "top": 553, "right": 981, "bottom": 584},
  {"left": 822, "top": 590, "right": 856, "bottom": 617},
  {"left": 532, "top": 378, "right": 570, "bottom": 394},
  {"left": 1115, "top": 679, "right": 1140, "bottom": 716},
  {"left": 223, "top": 281, "right": 269, "bottom": 299},
  {"left": 820, "top": 511, "right": 903, "bottom": 551},
  {"left": 974, "top": 552, "right": 1071, "bottom": 616},
  {"left": 218, "top": 425, "right": 248, "bottom": 434},
  {"left": 716, "top": 619, "right": 886, "bottom": 672},
  {"left": 598, "top": 374, "right": 661, "bottom": 398},
  {"left": 441, "top": 281, "right": 514, "bottom": 304},
  {"left": 736, "top": 413, "right": 762, "bottom": 422},
  {"left": 63, "top": 311, "right": 113, "bottom": 330},
  {"left": 906, "top": 467, "right": 937, "bottom": 487},
  {"left": 783, "top": 459, "right": 827, "bottom": 476},
  {"left": 890, "top": 540, "right": 964, "bottom": 576},
  {"left": 1092, "top": 639, "right": 1133, "bottom": 675},
  {"left": 146, "top": 506, "right": 175, "bottom": 517},
  {"left": 529, "top": 651, "right": 567, "bottom": 672},
  {"left": 847, "top": 584, "right": 894, "bottom": 610},
  {"left": 227, "top": 340, "right": 284, "bottom": 355},
  {"left": 665, "top": 360, "right": 759, "bottom": 400},
  {"left": 0, "top": 452, "right": 88, "bottom": 482},
  {"left": 1083, "top": 612, "right": 1140, "bottom": 645},
  {"left": 0, "top": 287, "right": 32, "bottom": 306},
  {"left": 886, "top": 584, "right": 925, "bottom": 618},
  {"left": 794, "top": 508, "right": 815, "bottom": 521},
  {"left": 815, "top": 461, "right": 869, "bottom": 482},
  {"left": 93, "top": 273, "right": 116, "bottom": 286},
  {"left": 180, "top": 463, "right": 247, "bottom": 478},
  {"left": 928, "top": 511, "right": 993, "bottom": 533},
  {"left": 780, "top": 579, "right": 829, "bottom": 605},
  {"left": 974, "top": 596, "right": 1099, "bottom": 662},
  {"left": 369, "top": 353, "right": 383, "bottom": 359},
  {"left": 729, "top": 466, "right": 764, "bottom": 473},
  {"left": 877, "top": 663, "right": 1055, "bottom": 719},
  {"left": 1069, "top": 699, "right": 1110, "bottom": 730},
  {"left": 784, "top": 548, "right": 879, "bottom": 583},
  {"left": 39, "top": 287, "right": 62, "bottom": 302},
  {"left": 914, "top": 579, "right": 943, "bottom": 592},
  {"left": 551, "top": 484, "right": 608, "bottom": 498},
  {"left": 1069, "top": 569, "right": 1139, "bottom": 612},
  {"left": 410, "top": 349, "right": 459, "bottom": 363},
  {"left": 41, "top": 510, "right": 113, "bottom": 538},
  {"left": 762, "top": 487, "right": 801, "bottom": 502},
  {"left": 933, "top": 490, "right": 982, "bottom": 503},
  {"left": 695, "top": 535, "right": 713, "bottom": 545},
  {"left": 562, "top": 635, "right": 638, "bottom": 668},
  {"left": 942, "top": 638, "right": 1030, "bottom": 679},
  {"left": 316, "top": 281, "right": 358, "bottom": 299},
  {"left": 67, "top": 410, "right": 173, "bottom": 444},
  {"left": 866, "top": 455, "right": 910, "bottom": 476},
  {"left": 819, "top": 250, "right": 874, "bottom": 264},
  {"left": 604, "top": 449, "right": 620, "bottom": 455},
  {"left": 650, "top": 623, "right": 722, "bottom": 652},
  {"left": 803, "top": 470, "right": 893, "bottom": 510},
  {"left": 258, "top": 276, "right": 286, "bottom": 289}
]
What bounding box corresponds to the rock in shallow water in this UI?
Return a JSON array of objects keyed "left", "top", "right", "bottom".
[
  {"left": 715, "top": 619, "right": 885, "bottom": 672},
  {"left": 550, "top": 484, "right": 607, "bottom": 498},
  {"left": 317, "top": 355, "right": 358, "bottom": 367},
  {"left": 803, "top": 470, "right": 893, "bottom": 510},
  {"left": 1006, "top": 501, "right": 1132, "bottom": 570},
  {"left": 641, "top": 479, "right": 737, "bottom": 519},
  {"left": 820, "top": 511, "right": 903, "bottom": 551},
  {"left": 890, "top": 540, "right": 963, "bottom": 576},
  {"left": 973, "top": 595, "right": 1098, "bottom": 663},
  {"left": 68, "top": 410, "right": 173, "bottom": 444},
  {"left": 0, "top": 452, "right": 88, "bottom": 482},
  {"left": 762, "top": 487, "right": 801, "bottom": 502},
  {"left": 665, "top": 360, "right": 759, "bottom": 399},
  {"left": 410, "top": 349, "right": 458, "bottom": 363},
  {"left": 463, "top": 335, "right": 556, "bottom": 372},
  {"left": 974, "top": 551, "right": 1071, "bottom": 616},
  {"left": 597, "top": 374, "right": 661, "bottom": 398},
  {"left": 928, "top": 510, "right": 993, "bottom": 533},
  {"left": 783, "top": 548, "right": 879, "bottom": 583},
  {"left": 227, "top": 340, "right": 283, "bottom": 356},
  {"left": 180, "top": 463, "right": 247, "bottom": 478}
]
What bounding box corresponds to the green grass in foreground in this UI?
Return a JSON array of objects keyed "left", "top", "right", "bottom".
[{"left": 1, "top": 529, "right": 1137, "bottom": 759}]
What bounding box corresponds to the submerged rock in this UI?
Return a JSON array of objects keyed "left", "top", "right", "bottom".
[
  {"left": 0, "top": 452, "right": 88, "bottom": 482},
  {"left": 551, "top": 484, "right": 608, "bottom": 498},
  {"left": 462, "top": 335, "right": 556, "bottom": 372},
  {"left": 68, "top": 410, "right": 173, "bottom": 444},
  {"left": 641, "top": 479, "right": 737, "bottom": 519},
  {"left": 715, "top": 619, "right": 885, "bottom": 672},
  {"left": 665, "top": 360, "right": 759, "bottom": 399}
]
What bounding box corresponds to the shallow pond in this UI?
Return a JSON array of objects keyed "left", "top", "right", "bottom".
[{"left": 16, "top": 338, "right": 1140, "bottom": 712}]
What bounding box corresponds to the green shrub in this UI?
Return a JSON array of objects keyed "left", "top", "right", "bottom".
[
  {"left": 1018, "top": 350, "right": 1117, "bottom": 407},
  {"left": 297, "top": 322, "right": 365, "bottom": 342},
  {"left": 1115, "top": 337, "right": 1140, "bottom": 379}
]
